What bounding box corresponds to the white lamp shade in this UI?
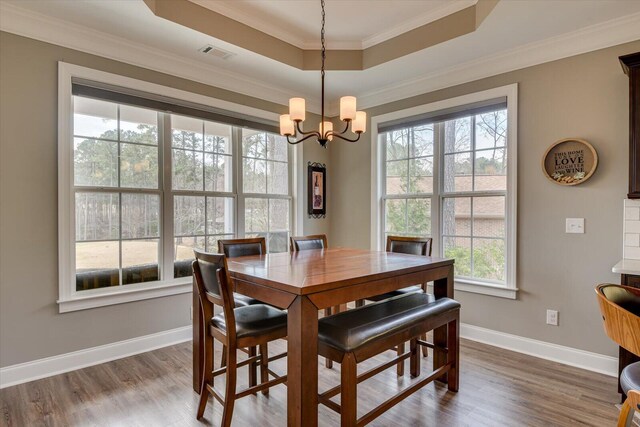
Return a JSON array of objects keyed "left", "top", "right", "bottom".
[
  {"left": 352, "top": 111, "right": 367, "bottom": 133},
  {"left": 279, "top": 114, "right": 294, "bottom": 136},
  {"left": 289, "top": 98, "right": 306, "bottom": 122},
  {"left": 340, "top": 96, "right": 357, "bottom": 121},
  {"left": 320, "top": 121, "right": 333, "bottom": 141}
]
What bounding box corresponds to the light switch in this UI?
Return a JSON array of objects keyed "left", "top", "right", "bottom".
[{"left": 566, "top": 218, "right": 585, "bottom": 234}]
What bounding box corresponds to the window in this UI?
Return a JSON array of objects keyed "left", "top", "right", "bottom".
[
  {"left": 374, "top": 85, "right": 517, "bottom": 298},
  {"left": 58, "top": 64, "right": 296, "bottom": 311}
]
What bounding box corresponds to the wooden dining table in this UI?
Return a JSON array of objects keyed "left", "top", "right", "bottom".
[{"left": 192, "top": 247, "right": 455, "bottom": 426}]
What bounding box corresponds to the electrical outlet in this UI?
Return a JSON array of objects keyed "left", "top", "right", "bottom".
[{"left": 546, "top": 309, "right": 559, "bottom": 326}]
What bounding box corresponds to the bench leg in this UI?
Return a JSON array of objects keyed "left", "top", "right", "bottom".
[
  {"left": 259, "top": 343, "right": 269, "bottom": 396},
  {"left": 410, "top": 338, "right": 420, "bottom": 378},
  {"left": 396, "top": 342, "right": 405, "bottom": 376},
  {"left": 447, "top": 318, "right": 459, "bottom": 392},
  {"left": 341, "top": 353, "right": 358, "bottom": 427},
  {"left": 248, "top": 346, "right": 257, "bottom": 394},
  {"left": 421, "top": 333, "right": 429, "bottom": 357}
]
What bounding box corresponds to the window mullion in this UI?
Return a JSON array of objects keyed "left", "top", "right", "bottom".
[
  {"left": 234, "top": 127, "right": 245, "bottom": 239},
  {"left": 161, "top": 113, "right": 174, "bottom": 278}
]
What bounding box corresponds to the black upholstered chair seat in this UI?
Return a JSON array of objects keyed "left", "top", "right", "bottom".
[
  {"left": 365, "top": 286, "right": 432, "bottom": 302},
  {"left": 621, "top": 361, "right": 640, "bottom": 396},
  {"left": 233, "top": 293, "right": 261, "bottom": 307},
  {"left": 211, "top": 304, "right": 287, "bottom": 339},
  {"left": 319, "top": 293, "right": 460, "bottom": 353}
]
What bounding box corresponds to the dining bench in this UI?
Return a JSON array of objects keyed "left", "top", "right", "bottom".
[{"left": 317, "top": 292, "right": 460, "bottom": 426}]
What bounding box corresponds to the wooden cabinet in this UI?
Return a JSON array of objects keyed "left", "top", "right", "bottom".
[{"left": 620, "top": 52, "right": 640, "bottom": 199}]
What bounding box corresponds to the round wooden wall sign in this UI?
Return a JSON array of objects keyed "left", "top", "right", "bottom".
[{"left": 542, "top": 138, "right": 598, "bottom": 186}]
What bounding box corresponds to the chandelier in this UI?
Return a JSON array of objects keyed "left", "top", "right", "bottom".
[{"left": 279, "top": 0, "right": 366, "bottom": 147}]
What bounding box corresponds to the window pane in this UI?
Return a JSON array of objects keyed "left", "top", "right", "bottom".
[
  {"left": 473, "top": 197, "right": 505, "bottom": 238},
  {"left": 444, "top": 237, "right": 471, "bottom": 277},
  {"left": 385, "top": 199, "right": 406, "bottom": 233},
  {"left": 74, "top": 138, "right": 118, "bottom": 187},
  {"left": 443, "top": 153, "right": 472, "bottom": 193},
  {"left": 268, "top": 231, "right": 289, "bottom": 253},
  {"left": 75, "top": 241, "right": 119, "bottom": 291},
  {"left": 267, "top": 134, "right": 288, "bottom": 162},
  {"left": 409, "top": 157, "right": 433, "bottom": 194},
  {"left": 205, "top": 154, "right": 232, "bottom": 192},
  {"left": 172, "top": 149, "right": 204, "bottom": 191},
  {"left": 473, "top": 238, "right": 505, "bottom": 282},
  {"left": 386, "top": 129, "right": 409, "bottom": 160},
  {"left": 411, "top": 125, "right": 434, "bottom": 157},
  {"left": 73, "top": 97, "right": 117, "bottom": 140},
  {"left": 245, "top": 198, "right": 268, "bottom": 233},
  {"left": 407, "top": 199, "right": 431, "bottom": 235},
  {"left": 269, "top": 199, "right": 289, "bottom": 231},
  {"left": 243, "top": 158, "right": 267, "bottom": 193},
  {"left": 75, "top": 192, "right": 119, "bottom": 241},
  {"left": 204, "top": 122, "right": 232, "bottom": 154},
  {"left": 174, "top": 236, "right": 205, "bottom": 261},
  {"left": 443, "top": 117, "right": 471, "bottom": 153},
  {"left": 119, "top": 106, "right": 157, "bottom": 145},
  {"left": 122, "top": 239, "right": 159, "bottom": 285},
  {"left": 242, "top": 129, "right": 267, "bottom": 159},
  {"left": 120, "top": 143, "right": 158, "bottom": 189},
  {"left": 475, "top": 110, "right": 507, "bottom": 150},
  {"left": 172, "top": 115, "right": 203, "bottom": 150},
  {"left": 442, "top": 197, "right": 471, "bottom": 236},
  {"left": 474, "top": 149, "right": 507, "bottom": 191},
  {"left": 386, "top": 160, "right": 408, "bottom": 195},
  {"left": 206, "top": 235, "right": 233, "bottom": 254},
  {"left": 174, "top": 196, "right": 205, "bottom": 236},
  {"left": 206, "top": 197, "right": 234, "bottom": 235},
  {"left": 121, "top": 194, "right": 160, "bottom": 239},
  {"left": 267, "top": 161, "right": 288, "bottom": 195}
]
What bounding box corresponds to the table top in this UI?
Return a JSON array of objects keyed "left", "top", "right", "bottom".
[{"left": 226, "top": 247, "right": 453, "bottom": 295}]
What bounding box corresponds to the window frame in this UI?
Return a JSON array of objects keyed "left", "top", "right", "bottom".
[
  {"left": 371, "top": 84, "right": 518, "bottom": 299},
  {"left": 58, "top": 62, "right": 302, "bottom": 313}
]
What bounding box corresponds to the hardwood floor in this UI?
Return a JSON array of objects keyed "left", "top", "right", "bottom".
[{"left": 0, "top": 338, "right": 619, "bottom": 426}]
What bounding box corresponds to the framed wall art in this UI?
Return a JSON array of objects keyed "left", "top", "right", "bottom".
[
  {"left": 542, "top": 138, "right": 598, "bottom": 186},
  {"left": 308, "top": 162, "right": 326, "bottom": 218}
]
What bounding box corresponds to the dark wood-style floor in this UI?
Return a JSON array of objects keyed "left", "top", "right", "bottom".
[{"left": 0, "top": 338, "right": 619, "bottom": 426}]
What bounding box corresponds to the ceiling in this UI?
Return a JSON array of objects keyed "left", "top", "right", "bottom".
[{"left": 2, "top": 0, "right": 640, "bottom": 115}]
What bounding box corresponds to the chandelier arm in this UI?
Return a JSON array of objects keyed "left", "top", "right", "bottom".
[
  {"left": 287, "top": 133, "right": 321, "bottom": 145},
  {"left": 338, "top": 119, "right": 351, "bottom": 134},
  {"left": 327, "top": 132, "right": 362, "bottom": 143},
  {"left": 295, "top": 121, "right": 320, "bottom": 136}
]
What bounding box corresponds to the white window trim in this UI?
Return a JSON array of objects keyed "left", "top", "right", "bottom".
[
  {"left": 371, "top": 84, "right": 518, "bottom": 299},
  {"left": 58, "top": 62, "right": 302, "bottom": 313}
]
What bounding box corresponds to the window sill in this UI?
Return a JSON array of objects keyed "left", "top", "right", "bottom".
[
  {"left": 454, "top": 279, "right": 518, "bottom": 299},
  {"left": 57, "top": 279, "right": 192, "bottom": 313}
]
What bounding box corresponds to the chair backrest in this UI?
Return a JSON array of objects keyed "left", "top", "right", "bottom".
[
  {"left": 290, "top": 234, "right": 328, "bottom": 252},
  {"left": 218, "top": 237, "right": 266, "bottom": 258},
  {"left": 192, "top": 250, "right": 226, "bottom": 305},
  {"left": 386, "top": 236, "right": 433, "bottom": 256},
  {"left": 596, "top": 283, "right": 640, "bottom": 356}
]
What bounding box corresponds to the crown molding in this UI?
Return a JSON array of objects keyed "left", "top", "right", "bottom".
[
  {"left": 0, "top": 2, "right": 324, "bottom": 114},
  {"left": 357, "top": 11, "right": 640, "bottom": 110}
]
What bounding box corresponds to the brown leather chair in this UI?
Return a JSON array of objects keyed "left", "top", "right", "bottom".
[
  {"left": 596, "top": 284, "right": 640, "bottom": 427},
  {"left": 194, "top": 251, "right": 287, "bottom": 426},
  {"left": 318, "top": 292, "right": 460, "bottom": 425},
  {"left": 218, "top": 237, "right": 266, "bottom": 258}
]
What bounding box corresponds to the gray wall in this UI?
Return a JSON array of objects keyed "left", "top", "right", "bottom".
[
  {"left": 0, "top": 32, "right": 329, "bottom": 367},
  {"left": 329, "top": 40, "right": 640, "bottom": 357}
]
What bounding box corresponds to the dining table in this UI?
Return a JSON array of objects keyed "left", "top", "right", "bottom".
[{"left": 192, "top": 247, "right": 455, "bottom": 427}]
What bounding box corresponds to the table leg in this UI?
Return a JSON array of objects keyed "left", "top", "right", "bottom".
[
  {"left": 287, "top": 295, "right": 319, "bottom": 427},
  {"left": 433, "top": 265, "right": 454, "bottom": 384},
  {"left": 193, "top": 279, "right": 203, "bottom": 393}
]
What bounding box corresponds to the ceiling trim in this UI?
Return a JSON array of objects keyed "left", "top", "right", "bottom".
[
  {"left": 144, "top": 0, "right": 497, "bottom": 71},
  {"left": 356, "top": 11, "right": 640, "bottom": 110},
  {"left": 0, "top": 2, "right": 323, "bottom": 114}
]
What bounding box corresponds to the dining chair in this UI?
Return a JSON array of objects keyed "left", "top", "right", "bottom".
[
  {"left": 193, "top": 251, "right": 287, "bottom": 426},
  {"left": 218, "top": 237, "right": 266, "bottom": 258},
  {"left": 596, "top": 283, "right": 640, "bottom": 427},
  {"left": 356, "top": 235, "right": 434, "bottom": 375}
]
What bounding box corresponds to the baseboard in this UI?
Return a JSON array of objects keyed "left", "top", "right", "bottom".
[
  {"left": 0, "top": 325, "right": 192, "bottom": 389},
  {"left": 461, "top": 323, "right": 618, "bottom": 377}
]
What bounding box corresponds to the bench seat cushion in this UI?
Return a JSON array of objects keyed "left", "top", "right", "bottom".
[
  {"left": 211, "top": 304, "right": 287, "bottom": 339},
  {"left": 319, "top": 293, "right": 459, "bottom": 353}
]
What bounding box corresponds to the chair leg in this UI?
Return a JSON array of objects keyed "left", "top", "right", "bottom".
[
  {"left": 341, "top": 353, "right": 358, "bottom": 427},
  {"left": 447, "top": 318, "right": 460, "bottom": 392},
  {"left": 410, "top": 338, "right": 420, "bottom": 378},
  {"left": 421, "top": 333, "right": 429, "bottom": 357},
  {"left": 324, "top": 307, "right": 333, "bottom": 369},
  {"left": 396, "top": 342, "right": 405, "bottom": 376},
  {"left": 221, "top": 344, "right": 237, "bottom": 427},
  {"left": 248, "top": 346, "right": 257, "bottom": 394},
  {"left": 197, "top": 335, "right": 214, "bottom": 419},
  {"left": 220, "top": 345, "right": 227, "bottom": 368},
  {"left": 259, "top": 343, "right": 269, "bottom": 396},
  {"left": 618, "top": 390, "right": 640, "bottom": 427}
]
